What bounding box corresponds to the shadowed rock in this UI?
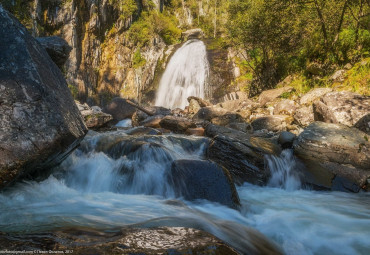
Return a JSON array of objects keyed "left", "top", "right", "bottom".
[
  {"left": 170, "top": 159, "right": 240, "bottom": 209},
  {"left": 36, "top": 36, "right": 72, "bottom": 69},
  {"left": 0, "top": 7, "right": 87, "bottom": 189}
]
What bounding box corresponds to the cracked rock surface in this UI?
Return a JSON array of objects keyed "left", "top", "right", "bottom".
[{"left": 0, "top": 7, "right": 87, "bottom": 189}]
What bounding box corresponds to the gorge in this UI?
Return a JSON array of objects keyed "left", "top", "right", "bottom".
[{"left": 1, "top": 1, "right": 370, "bottom": 254}]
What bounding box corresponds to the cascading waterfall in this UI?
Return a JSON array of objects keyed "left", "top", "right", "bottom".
[
  {"left": 265, "top": 149, "right": 302, "bottom": 191},
  {"left": 155, "top": 39, "right": 210, "bottom": 109}
]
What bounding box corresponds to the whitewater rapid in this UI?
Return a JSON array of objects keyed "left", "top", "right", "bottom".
[{"left": 0, "top": 131, "right": 369, "bottom": 254}]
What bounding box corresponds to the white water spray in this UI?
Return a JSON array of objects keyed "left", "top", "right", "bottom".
[{"left": 155, "top": 40, "right": 210, "bottom": 109}]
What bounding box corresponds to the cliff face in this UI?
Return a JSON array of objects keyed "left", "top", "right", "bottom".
[
  {"left": 27, "top": 0, "right": 169, "bottom": 106},
  {"left": 3, "top": 0, "right": 237, "bottom": 106}
]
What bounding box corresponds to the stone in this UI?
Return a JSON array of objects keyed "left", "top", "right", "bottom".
[
  {"left": 293, "top": 122, "right": 370, "bottom": 192},
  {"left": 185, "top": 127, "right": 205, "bottom": 136},
  {"left": 132, "top": 106, "right": 171, "bottom": 126},
  {"left": 170, "top": 159, "right": 240, "bottom": 209},
  {"left": 181, "top": 28, "right": 205, "bottom": 40},
  {"left": 159, "top": 116, "right": 196, "bottom": 133},
  {"left": 226, "top": 122, "right": 253, "bottom": 134},
  {"left": 258, "top": 86, "right": 293, "bottom": 106},
  {"left": 192, "top": 106, "right": 229, "bottom": 122},
  {"left": 36, "top": 36, "right": 72, "bottom": 69},
  {"left": 187, "top": 96, "right": 212, "bottom": 107},
  {"left": 0, "top": 7, "right": 87, "bottom": 189},
  {"left": 205, "top": 124, "right": 281, "bottom": 185},
  {"left": 330, "top": 69, "right": 346, "bottom": 82},
  {"left": 211, "top": 113, "right": 245, "bottom": 126},
  {"left": 306, "top": 62, "right": 325, "bottom": 75},
  {"left": 188, "top": 98, "right": 201, "bottom": 115},
  {"left": 125, "top": 127, "right": 162, "bottom": 136},
  {"left": 294, "top": 105, "right": 315, "bottom": 127},
  {"left": 103, "top": 97, "right": 137, "bottom": 121},
  {"left": 354, "top": 114, "right": 370, "bottom": 135},
  {"left": 278, "top": 131, "right": 296, "bottom": 149},
  {"left": 75, "top": 101, "right": 113, "bottom": 129},
  {"left": 273, "top": 99, "right": 296, "bottom": 115},
  {"left": 344, "top": 63, "right": 353, "bottom": 70},
  {"left": 299, "top": 88, "right": 332, "bottom": 105},
  {"left": 0, "top": 227, "right": 240, "bottom": 255},
  {"left": 251, "top": 115, "right": 294, "bottom": 132},
  {"left": 139, "top": 115, "right": 164, "bottom": 128},
  {"left": 313, "top": 91, "right": 370, "bottom": 126}
]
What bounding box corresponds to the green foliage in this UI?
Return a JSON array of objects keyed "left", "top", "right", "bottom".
[
  {"left": 68, "top": 84, "right": 78, "bottom": 99},
  {"left": 342, "top": 58, "right": 370, "bottom": 95},
  {"left": 0, "top": 0, "right": 33, "bottom": 29},
  {"left": 127, "top": 10, "right": 181, "bottom": 46},
  {"left": 132, "top": 49, "right": 146, "bottom": 68},
  {"left": 227, "top": 0, "right": 370, "bottom": 95}
]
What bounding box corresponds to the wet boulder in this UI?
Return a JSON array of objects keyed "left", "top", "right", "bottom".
[
  {"left": 0, "top": 227, "right": 239, "bottom": 255},
  {"left": 313, "top": 91, "right": 370, "bottom": 126},
  {"left": 278, "top": 131, "right": 296, "bottom": 149},
  {"left": 170, "top": 159, "right": 240, "bottom": 209},
  {"left": 185, "top": 127, "right": 205, "bottom": 136},
  {"left": 293, "top": 122, "right": 370, "bottom": 192},
  {"left": 36, "top": 36, "right": 72, "bottom": 69},
  {"left": 205, "top": 124, "right": 281, "bottom": 185},
  {"left": 139, "top": 115, "right": 164, "bottom": 128},
  {"left": 159, "top": 116, "right": 196, "bottom": 133},
  {"left": 0, "top": 7, "right": 87, "bottom": 189}
]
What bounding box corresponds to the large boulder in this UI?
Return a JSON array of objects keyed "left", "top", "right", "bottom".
[
  {"left": 299, "top": 88, "right": 332, "bottom": 105},
  {"left": 159, "top": 116, "right": 196, "bottom": 133},
  {"left": 258, "top": 86, "right": 293, "bottom": 106},
  {"left": 36, "top": 36, "right": 72, "bottom": 69},
  {"left": 132, "top": 106, "right": 171, "bottom": 126},
  {"left": 293, "top": 122, "right": 370, "bottom": 192},
  {"left": 187, "top": 96, "right": 212, "bottom": 107},
  {"left": 0, "top": 7, "right": 87, "bottom": 189},
  {"left": 205, "top": 124, "right": 281, "bottom": 185},
  {"left": 0, "top": 227, "right": 239, "bottom": 254},
  {"left": 313, "top": 91, "right": 370, "bottom": 126},
  {"left": 251, "top": 115, "right": 294, "bottom": 132},
  {"left": 170, "top": 159, "right": 240, "bottom": 209},
  {"left": 103, "top": 97, "right": 137, "bottom": 121}
]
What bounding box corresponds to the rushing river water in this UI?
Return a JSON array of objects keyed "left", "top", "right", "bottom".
[{"left": 0, "top": 130, "right": 369, "bottom": 254}]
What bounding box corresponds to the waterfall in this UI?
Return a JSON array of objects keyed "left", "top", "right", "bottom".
[
  {"left": 155, "top": 39, "right": 210, "bottom": 109},
  {"left": 265, "top": 150, "right": 302, "bottom": 191}
]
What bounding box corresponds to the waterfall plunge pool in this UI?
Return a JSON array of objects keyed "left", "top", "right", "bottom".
[{"left": 0, "top": 131, "right": 369, "bottom": 255}]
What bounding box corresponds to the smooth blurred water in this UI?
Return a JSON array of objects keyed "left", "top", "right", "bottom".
[
  {"left": 155, "top": 39, "right": 210, "bottom": 109},
  {"left": 0, "top": 131, "right": 369, "bottom": 254}
]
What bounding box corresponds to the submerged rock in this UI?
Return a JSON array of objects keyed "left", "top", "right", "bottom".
[
  {"left": 0, "top": 227, "right": 240, "bottom": 255},
  {"left": 205, "top": 124, "right": 281, "bottom": 185},
  {"left": 170, "top": 159, "right": 240, "bottom": 209},
  {"left": 0, "top": 7, "right": 87, "bottom": 189},
  {"left": 293, "top": 122, "right": 370, "bottom": 192}
]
